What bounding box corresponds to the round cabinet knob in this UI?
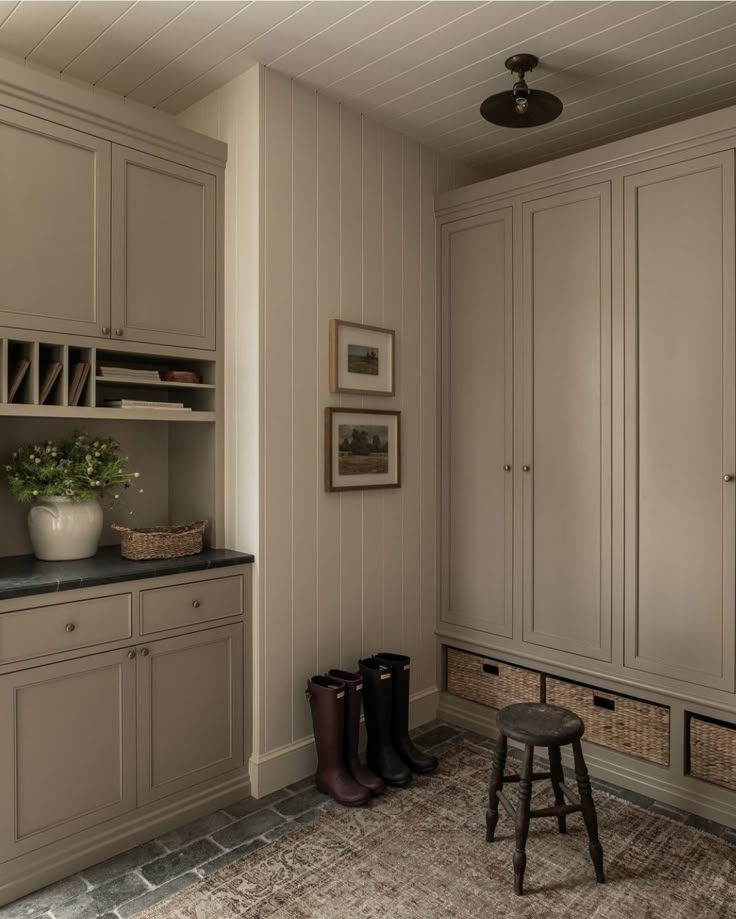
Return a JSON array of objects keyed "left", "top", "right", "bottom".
[
  {"left": 192, "top": 599, "right": 201, "bottom": 609},
  {"left": 101, "top": 326, "right": 111, "bottom": 336},
  {"left": 64, "top": 622, "right": 76, "bottom": 633},
  {"left": 725, "top": 475, "right": 734, "bottom": 482},
  {"left": 503, "top": 465, "right": 511, "bottom": 472},
  {"left": 127, "top": 650, "right": 136, "bottom": 660},
  {"left": 114, "top": 328, "right": 124, "bottom": 337},
  {"left": 140, "top": 648, "right": 150, "bottom": 657},
  {"left": 522, "top": 465, "right": 531, "bottom": 472}
]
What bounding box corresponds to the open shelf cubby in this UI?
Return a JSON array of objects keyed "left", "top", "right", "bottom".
[{"left": 0, "top": 331, "right": 217, "bottom": 421}]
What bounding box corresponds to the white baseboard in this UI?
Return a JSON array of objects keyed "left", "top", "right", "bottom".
[
  {"left": 0, "top": 769, "right": 251, "bottom": 906},
  {"left": 438, "top": 692, "right": 736, "bottom": 830},
  {"left": 250, "top": 687, "right": 440, "bottom": 798}
]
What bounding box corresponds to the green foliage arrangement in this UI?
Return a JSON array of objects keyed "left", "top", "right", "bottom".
[{"left": 4, "top": 431, "right": 139, "bottom": 504}]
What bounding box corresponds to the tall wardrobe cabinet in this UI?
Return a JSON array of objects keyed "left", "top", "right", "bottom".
[{"left": 438, "top": 106, "right": 736, "bottom": 824}]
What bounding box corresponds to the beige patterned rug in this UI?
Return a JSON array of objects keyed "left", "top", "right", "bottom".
[{"left": 143, "top": 742, "right": 736, "bottom": 918}]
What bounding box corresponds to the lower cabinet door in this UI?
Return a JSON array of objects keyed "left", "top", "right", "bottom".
[
  {"left": 136, "top": 624, "right": 244, "bottom": 805},
  {"left": 0, "top": 648, "right": 136, "bottom": 861}
]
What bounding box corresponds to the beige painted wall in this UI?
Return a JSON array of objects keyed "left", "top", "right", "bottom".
[{"left": 178, "top": 65, "right": 483, "bottom": 763}]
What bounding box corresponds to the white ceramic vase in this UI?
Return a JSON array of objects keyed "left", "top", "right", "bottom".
[{"left": 28, "top": 497, "right": 104, "bottom": 561}]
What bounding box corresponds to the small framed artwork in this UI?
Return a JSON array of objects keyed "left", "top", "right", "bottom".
[
  {"left": 329, "top": 319, "right": 395, "bottom": 396},
  {"left": 325, "top": 407, "right": 401, "bottom": 492}
]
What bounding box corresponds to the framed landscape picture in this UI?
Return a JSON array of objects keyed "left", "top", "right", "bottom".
[
  {"left": 329, "top": 319, "right": 395, "bottom": 396},
  {"left": 325, "top": 408, "right": 401, "bottom": 492}
]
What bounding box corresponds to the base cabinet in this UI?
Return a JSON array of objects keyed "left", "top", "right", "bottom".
[
  {"left": 137, "top": 624, "right": 243, "bottom": 805},
  {"left": 0, "top": 649, "right": 136, "bottom": 861},
  {"left": 0, "top": 622, "right": 243, "bottom": 863}
]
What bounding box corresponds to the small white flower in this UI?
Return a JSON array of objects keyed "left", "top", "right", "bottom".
[
  {"left": 139, "top": 488, "right": 144, "bottom": 494},
  {"left": 32, "top": 490, "right": 38, "bottom": 496},
  {"left": 114, "top": 494, "right": 119, "bottom": 500},
  {"left": 133, "top": 471, "right": 141, "bottom": 478}
]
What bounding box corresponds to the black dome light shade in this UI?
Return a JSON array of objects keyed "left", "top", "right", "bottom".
[{"left": 480, "top": 53, "right": 563, "bottom": 128}]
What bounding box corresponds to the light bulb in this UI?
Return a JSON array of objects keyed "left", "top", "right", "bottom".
[{"left": 515, "top": 95, "right": 529, "bottom": 114}]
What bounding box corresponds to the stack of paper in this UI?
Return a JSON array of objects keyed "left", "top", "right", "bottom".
[
  {"left": 99, "top": 366, "right": 161, "bottom": 382},
  {"left": 104, "top": 399, "right": 192, "bottom": 411}
]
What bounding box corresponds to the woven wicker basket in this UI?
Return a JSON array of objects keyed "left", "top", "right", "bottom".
[
  {"left": 546, "top": 677, "right": 670, "bottom": 766},
  {"left": 689, "top": 716, "right": 736, "bottom": 791},
  {"left": 112, "top": 521, "right": 206, "bottom": 560},
  {"left": 446, "top": 648, "right": 543, "bottom": 710}
]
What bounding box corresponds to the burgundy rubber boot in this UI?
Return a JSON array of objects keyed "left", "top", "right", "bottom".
[
  {"left": 328, "top": 669, "right": 385, "bottom": 796},
  {"left": 306, "top": 675, "right": 371, "bottom": 807}
]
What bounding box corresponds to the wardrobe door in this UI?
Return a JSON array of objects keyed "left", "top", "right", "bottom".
[
  {"left": 521, "top": 183, "right": 612, "bottom": 661},
  {"left": 624, "top": 152, "right": 735, "bottom": 692},
  {"left": 441, "top": 209, "right": 513, "bottom": 638}
]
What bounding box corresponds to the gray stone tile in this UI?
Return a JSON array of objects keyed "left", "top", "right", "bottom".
[
  {"left": 722, "top": 826, "right": 736, "bottom": 846},
  {"left": 612, "top": 787, "right": 655, "bottom": 810},
  {"left": 273, "top": 786, "right": 328, "bottom": 817},
  {"left": 649, "top": 801, "right": 688, "bottom": 822},
  {"left": 463, "top": 730, "right": 492, "bottom": 746},
  {"left": 263, "top": 821, "right": 301, "bottom": 843},
  {"left": 0, "top": 875, "right": 88, "bottom": 919},
  {"left": 198, "top": 838, "right": 267, "bottom": 877},
  {"left": 117, "top": 873, "right": 199, "bottom": 919},
  {"left": 223, "top": 789, "right": 292, "bottom": 820},
  {"left": 412, "top": 724, "right": 461, "bottom": 749},
  {"left": 212, "top": 808, "right": 286, "bottom": 850},
  {"left": 52, "top": 873, "right": 149, "bottom": 919},
  {"left": 294, "top": 807, "right": 324, "bottom": 827},
  {"left": 286, "top": 775, "right": 315, "bottom": 794},
  {"left": 81, "top": 841, "right": 167, "bottom": 887},
  {"left": 140, "top": 838, "right": 221, "bottom": 887},
  {"left": 156, "top": 811, "right": 233, "bottom": 852},
  {"left": 685, "top": 813, "right": 726, "bottom": 837}
]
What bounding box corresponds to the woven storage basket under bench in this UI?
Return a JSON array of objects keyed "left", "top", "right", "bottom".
[
  {"left": 689, "top": 715, "right": 736, "bottom": 791},
  {"left": 546, "top": 677, "right": 670, "bottom": 766},
  {"left": 446, "top": 647, "right": 543, "bottom": 709}
]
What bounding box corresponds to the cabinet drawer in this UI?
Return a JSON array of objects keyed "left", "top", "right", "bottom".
[
  {"left": 546, "top": 677, "right": 670, "bottom": 766},
  {"left": 446, "top": 648, "right": 542, "bottom": 709},
  {"left": 140, "top": 575, "right": 243, "bottom": 635},
  {"left": 0, "top": 594, "right": 132, "bottom": 664},
  {"left": 689, "top": 715, "right": 736, "bottom": 792}
]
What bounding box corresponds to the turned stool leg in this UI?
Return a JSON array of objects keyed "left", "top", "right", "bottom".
[
  {"left": 572, "top": 740, "right": 605, "bottom": 883},
  {"left": 548, "top": 745, "right": 567, "bottom": 834},
  {"left": 513, "top": 744, "right": 534, "bottom": 896},
  {"left": 486, "top": 733, "right": 507, "bottom": 842}
]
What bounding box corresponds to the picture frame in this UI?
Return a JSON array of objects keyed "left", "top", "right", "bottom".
[
  {"left": 325, "top": 407, "right": 401, "bottom": 492},
  {"left": 329, "top": 319, "right": 395, "bottom": 396}
]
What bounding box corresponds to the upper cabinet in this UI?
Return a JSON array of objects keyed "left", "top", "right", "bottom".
[
  {"left": 0, "top": 109, "right": 110, "bottom": 339},
  {"left": 623, "top": 152, "right": 735, "bottom": 692},
  {"left": 521, "top": 183, "right": 612, "bottom": 662},
  {"left": 111, "top": 147, "right": 216, "bottom": 351}
]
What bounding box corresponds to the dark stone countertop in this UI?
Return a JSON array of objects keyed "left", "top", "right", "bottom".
[{"left": 0, "top": 546, "right": 255, "bottom": 602}]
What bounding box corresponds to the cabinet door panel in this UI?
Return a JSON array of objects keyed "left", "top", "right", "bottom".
[
  {"left": 137, "top": 624, "right": 243, "bottom": 805},
  {"left": 441, "top": 209, "right": 513, "bottom": 637},
  {"left": 112, "top": 146, "right": 215, "bottom": 350},
  {"left": 0, "top": 650, "right": 135, "bottom": 861},
  {"left": 624, "top": 152, "right": 735, "bottom": 691},
  {"left": 522, "top": 183, "right": 612, "bottom": 661},
  {"left": 0, "top": 108, "right": 111, "bottom": 337}
]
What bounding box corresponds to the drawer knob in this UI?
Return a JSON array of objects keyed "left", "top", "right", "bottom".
[
  {"left": 503, "top": 465, "right": 511, "bottom": 472},
  {"left": 65, "top": 623, "right": 76, "bottom": 633},
  {"left": 127, "top": 650, "right": 136, "bottom": 660},
  {"left": 140, "top": 648, "right": 150, "bottom": 657},
  {"left": 192, "top": 600, "right": 201, "bottom": 609},
  {"left": 101, "top": 326, "right": 111, "bottom": 336},
  {"left": 725, "top": 474, "right": 733, "bottom": 482},
  {"left": 114, "top": 328, "right": 124, "bottom": 337},
  {"left": 522, "top": 465, "right": 531, "bottom": 472}
]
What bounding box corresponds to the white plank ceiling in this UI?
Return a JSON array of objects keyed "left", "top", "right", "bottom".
[{"left": 1, "top": 1, "right": 735, "bottom": 175}]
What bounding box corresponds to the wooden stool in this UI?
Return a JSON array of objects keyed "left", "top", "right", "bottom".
[{"left": 486, "top": 702, "right": 605, "bottom": 895}]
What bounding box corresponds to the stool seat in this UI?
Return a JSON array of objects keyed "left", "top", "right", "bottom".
[{"left": 498, "top": 702, "right": 584, "bottom": 747}]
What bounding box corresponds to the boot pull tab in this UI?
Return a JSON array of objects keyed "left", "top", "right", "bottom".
[{"left": 356, "top": 682, "right": 363, "bottom": 691}]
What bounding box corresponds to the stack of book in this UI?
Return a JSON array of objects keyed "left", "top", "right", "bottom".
[
  {"left": 104, "top": 399, "right": 192, "bottom": 411},
  {"left": 39, "top": 362, "right": 62, "bottom": 404},
  {"left": 99, "top": 366, "right": 161, "bottom": 383},
  {"left": 68, "top": 362, "right": 91, "bottom": 407}
]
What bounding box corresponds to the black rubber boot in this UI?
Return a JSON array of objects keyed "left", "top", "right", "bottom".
[
  {"left": 375, "top": 652, "right": 439, "bottom": 774},
  {"left": 359, "top": 657, "right": 412, "bottom": 787}
]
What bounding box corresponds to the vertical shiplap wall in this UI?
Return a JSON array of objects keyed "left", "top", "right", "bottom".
[{"left": 179, "top": 65, "right": 484, "bottom": 757}]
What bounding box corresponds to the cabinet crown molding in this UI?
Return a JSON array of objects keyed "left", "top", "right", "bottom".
[{"left": 0, "top": 54, "right": 226, "bottom": 172}]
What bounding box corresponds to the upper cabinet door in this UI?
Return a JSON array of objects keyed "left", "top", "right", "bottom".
[
  {"left": 521, "top": 183, "right": 613, "bottom": 661},
  {"left": 624, "top": 152, "right": 735, "bottom": 692},
  {"left": 111, "top": 146, "right": 216, "bottom": 350},
  {"left": 0, "top": 108, "right": 111, "bottom": 338},
  {"left": 440, "top": 209, "right": 514, "bottom": 638}
]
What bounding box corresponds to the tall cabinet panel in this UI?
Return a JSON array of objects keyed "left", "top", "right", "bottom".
[
  {"left": 0, "top": 108, "right": 111, "bottom": 338},
  {"left": 624, "top": 152, "right": 735, "bottom": 691},
  {"left": 111, "top": 146, "right": 216, "bottom": 350},
  {"left": 521, "top": 184, "right": 612, "bottom": 661},
  {"left": 441, "top": 210, "right": 514, "bottom": 638}
]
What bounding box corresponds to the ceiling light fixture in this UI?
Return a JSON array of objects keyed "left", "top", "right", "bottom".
[{"left": 480, "top": 54, "right": 563, "bottom": 128}]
